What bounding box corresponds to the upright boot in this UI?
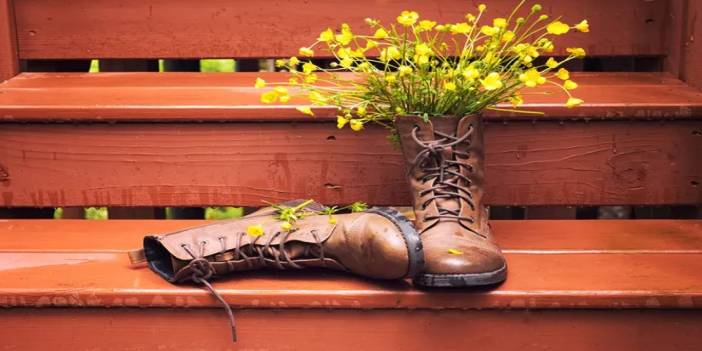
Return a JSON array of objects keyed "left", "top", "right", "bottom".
[
  {"left": 395, "top": 115, "right": 507, "bottom": 287},
  {"left": 135, "top": 201, "right": 423, "bottom": 341}
]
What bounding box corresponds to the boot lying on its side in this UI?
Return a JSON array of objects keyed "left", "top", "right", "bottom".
[{"left": 132, "top": 200, "right": 423, "bottom": 341}]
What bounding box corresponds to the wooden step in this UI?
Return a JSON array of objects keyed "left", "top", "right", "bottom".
[
  {"left": 1, "top": 72, "right": 701, "bottom": 121},
  {"left": 1, "top": 219, "right": 701, "bottom": 349}
]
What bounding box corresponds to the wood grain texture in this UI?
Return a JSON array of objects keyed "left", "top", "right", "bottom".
[
  {"left": 0, "top": 121, "right": 700, "bottom": 207},
  {"left": 2, "top": 219, "right": 701, "bottom": 252},
  {"left": 1, "top": 72, "right": 701, "bottom": 121},
  {"left": 2, "top": 309, "right": 702, "bottom": 351},
  {"left": 681, "top": 0, "right": 702, "bottom": 89},
  {"left": 12, "top": 0, "right": 665, "bottom": 59},
  {"left": 1, "top": 219, "right": 702, "bottom": 310},
  {"left": 0, "top": 0, "right": 19, "bottom": 82}
]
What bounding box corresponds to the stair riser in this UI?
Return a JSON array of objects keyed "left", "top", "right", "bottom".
[{"left": 2, "top": 308, "right": 701, "bottom": 351}]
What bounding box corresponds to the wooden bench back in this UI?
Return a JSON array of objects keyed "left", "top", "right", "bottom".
[
  {"left": 0, "top": 0, "right": 700, "bottom": 217},
  {"left": 12, "top": 0, "right": 668, "bottom": 59}
]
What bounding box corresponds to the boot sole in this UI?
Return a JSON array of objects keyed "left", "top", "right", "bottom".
[
  {"left": 367, "top": 207, "right": 425, "bottom": 279},
  {"left": 414, "top": 264, "right": 507, "bottom": 287}
]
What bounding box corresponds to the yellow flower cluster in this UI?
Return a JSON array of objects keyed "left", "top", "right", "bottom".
[{"left": 255, "top": 1, "right": 589, "bottom": 129}]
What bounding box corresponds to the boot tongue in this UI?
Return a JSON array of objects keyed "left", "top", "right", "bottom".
[{"left": 429, "top": 117, "right": 461, "bottom": 216}]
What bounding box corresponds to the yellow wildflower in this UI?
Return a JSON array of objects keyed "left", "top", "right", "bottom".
[
  {"left": 397, "top": 10, "right": 419, "bottom": 26},
  {"left": 546, "top": 21, "right": 570, "bottom": 35},
  {"left": 451, "top": 22, "right": 471, "bottom": 34},
  {"left": 480, "top": 72, "right": 503, "bottom": 91},
  {"left": 275, "top": 59, "right": 287, "bottom": 68},
  {"left": 444, "top": 81, "right": 457, "bottom": 91},
  {"left": 380, "top": 46, "right": 402, "bottom": 61},
  {"left": 295, "top": 106, "right": 315, "bottom": 116},
  {"left": 493, "top": 18, "right": 507, "bottom": 28},
  {"left": 462, "top": 67, "right": 480, "bottom": 80},
  {"left": 335, "top": 24, "right": 353, "bottom": 45},
  {"left": 318, "top": 28, "right": 334, "bottom": 42},
  {"left": 415, "top": 54, "right": 430, "bottom": 65},
  {"left": 328, "top": 216, "right": 338, "bottom": 224},
  {"left": 415, "top": 43, "right": 433, "bottom": 56},
  {"left": 365, "top": 40, "right": 378, "bottom": 49},
  {"left": 509, "top": 94, "right": 524, "bottom": 107},
  {"left": 280, "top": 222, "right": 293, "bottom": 232},
  {"left": 574, "top": 20, "right": 589, "bottom": 33},
  {"left": 260, "top": 91, "right": 278, "bottom": 104},
  {"left": 373, "top": 28, "right": 389, "bottom": 39},
  {"left": 546, "top": 57, "right": 559, "bottom": 69},
  {"left": 566, "top": 97, "right": 584, "bottom": 108},
  {"left": 289, "top": 56, "right": 300, "bottom": 66},
  {"left": 567, "top": 47, "right": 587, "bottom": 57},
  {"left": 337, "top": 116, "right": 349, "bottom": 129},
  {"left": 356, "top": 106, "right": 367, "bottom": 116},
  {"left": 302, "top": 62, "right": 317, "bottom": 74},
  {"left": 419, "top": 20, "right": 436, "bottom": 31},
  {"left": 246, "top": 224, "right": 265, "bottom": 237},
  {"left": 434, "top": 24, "right": 446, "bottom": 32},
  {"left": 279, "top": 95, "right": 290, "bottom": 103},
  {"left": 519, "top": 68, "right": 546, "bottom": 87},
  {"left": 299, "top": 47, "right": 314, "bottom": 57},
  {"left": 309, "top": 91, "right": 326, "bottom": 105},
  {"left": 465, "top": 13, "right": 476, "bottom": 22},
  {"left": 338, "top": 57, "right": 352, "bottom": 68},
  {"left": 480, "top": 25, "right": 499, "bottom": 36},
  {"left": 448, "top": 248, "right": 463, "bottom": 255},
  {"left": 555, "top": 68, "right": 570, "bottom": 80},
  {"left": 478, "top": 4, "right": 486, "bottom": 12},
  {"left": 501, "top": 30, "right": 515, "bottom": 42},
  {"left": 398, "top": 65, "right": 413, "bottom": 76},
  {"left": 304, "top": 73, "right": 317, "bottom": 83},
  {"left": 254, "top": 77, "right": 266, "bottom": 89},
  {"left": 349, "top": 119, "right": 364, "bottom": 131},
  {"left": 385, "top": 74, "right": 397, "bottom": 83},
  {"left": 564, "top": 80, "right": 578, "bottom": 90}
]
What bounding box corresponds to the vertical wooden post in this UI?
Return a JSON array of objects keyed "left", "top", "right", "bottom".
[
  {"left": 680, "top": 0, "right": 702, "bottom": 89},
  {"left": 0, "top": 0, "right": 19, "bottom": 82}
]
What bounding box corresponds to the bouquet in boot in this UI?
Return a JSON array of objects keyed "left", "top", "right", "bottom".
[{"left": 256, "top": 1, "right": 588, "bottom": 287}]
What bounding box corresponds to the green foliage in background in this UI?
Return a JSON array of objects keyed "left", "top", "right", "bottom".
[{"left": 205, "top": 207, "right": 244, "bottom": 219}]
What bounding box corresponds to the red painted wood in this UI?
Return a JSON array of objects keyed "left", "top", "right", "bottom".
[
  {"left": 2, "top": 308, "right": 702, "bottom": 351},
  {"left": 0, "top": 0, "right": 19, "bottom": 82},
  {"left": 13, "top": 0, "right": 665, "bottom": 59},
  {"left": 1, "top": 219, "right": 701, "bottom": 252},
  {"left": 1, "top": 72, "right": 701, "bottom": 121},
  {"left": 1, "top": 219, "right": 701, "bottom": 310},
  {"left": 0, "top": 121, "right": 700, "bottom": 207},
  {"left": 681, "top": 0, "right": 702, "bottom": 89}
]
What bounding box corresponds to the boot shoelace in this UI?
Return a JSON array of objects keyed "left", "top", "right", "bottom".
[
  {"left": 180, "top": 229, "right": 326, "bottom": 342},
  {"left": 409, "top": 124, "right": 485, "bottom": 237}
]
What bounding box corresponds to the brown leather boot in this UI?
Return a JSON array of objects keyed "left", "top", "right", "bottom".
[
  {"left": 395, "top": 115, "right": 507, "bottom": 287},
  {"left": 140, "top": 201, "right": 423, "bottom": 341}
]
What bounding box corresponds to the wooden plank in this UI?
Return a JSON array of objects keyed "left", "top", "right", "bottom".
[
  {"left": 680, "top": 0, "right": 702, "bottom": 89},
  {"left": 0, "top": 120, "right": 700, "bottom": 207},
  {"left": 0, "top": 0, "right": 19, "bottom": 82},
  {"left": 2, "top": 308, "right": 702, "bottom": 351},
  {"left": 1, "top": 251, "right": 702, "bottom": 309},
  {"left": 1, "top": 72, "right": 701, "bottom": 122},
  {"left": 12, "top": 0, "right": 666, "bottom": 59},
  {"left": 1, "top": 219, "right": 700, "bottom": 252},
  {"left": 1, "top": 220, "right": 702, "bottom": 310}
]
